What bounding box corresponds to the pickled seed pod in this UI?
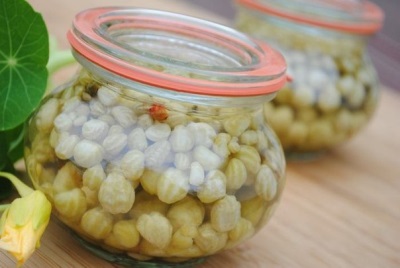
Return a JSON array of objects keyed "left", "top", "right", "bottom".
[
  {"left": 267, "top": 105, "right": 294, "bottom": 135},
  {"left": 165, "top": 111, "right": 189, "bottom": 129},
  {"left": 129, "top": 191, "right": 169, "bottom": 220},
  {"left": 210, "top": 195, "right": 241, "bottom": 232},
  {"left": 75, "top": 102, "right": 91, "bottom": 116},
  {"left": 137, "top": 212, "right": 173, "bottom": 249},
  {"left": 27, "top": 159, "right": 52, "bottom": 189},
  {"left": 256, "top": 130, "right": 270, "bottom": 152},
  {"left": 194, "top": 223, "right": 228, "bottom": 254},
  {"left": 166, "top": 244, "right": 203, "bottom": 258},
  {"left": 53, "top": 162, "right": 82, "bottom": 194},
  {"left": 255, "top": 165, "right": 278, "bottom": 201},
  {"left": 102, "top": 132, "right": 128, "bottom": 158},
  {"left": 187, "top": 122, "right": 216, "bottom": 148},
  {"left": 145, "top": 123, "right": 171, "bottom": 142},
  {"left": 197, "top": 170, "right": 227, "bottom": 204},
  {"left": 111, "top": 105, "right": 137, "bottom": 128},
  {"left": 54, "top": 188, "right": 87, "bottom": 221},
  {"left": 224, "top": 158, "right": 247, "bottom": 192},
  {"left": 239, "top": 130, "right": 258, "bottom": 146},
  {"left": 105, "top": 219, "right": 140, "bottom": 249},
  {"left": 81, "top": 207, "right": 114, "bottom": 240},
  {"left": 127, "top": 128, "right": 148, "bottom": 151},
  {"left": 346, "top": 81, "right": 366, "bottom": 108},
  {"left": 89, "top": 99, "right": 108, "bottom": 117},
  {"left": 98, "top": 114, "right": 116, "bottom": 125},
  {"left": 98, "top": 173, "right": 135, "bottom": 214},
  {"left": 73, "top": 115, "right": 89, "bottom": 128},
  {"left": 286, "top": 121, "right": 308, "bottom": 147},
  {"left": 291, "top": 85, "right": 315, "bottom": 109},
  {"left": 167, "top": 196, "right": 205, "bottom": 230},
  {"left": 32, "top": 135, "right": 57, "bottom": 163},
  {"left": 54, "top": 113, "right": 73, "bottom": 132},
  {"left": 145, "top": 140, "right": 171, "bottom": 168},
  {"left": 73, "top": 140, "right": 104, "bottom": 168},
  {"left": 81, "top": 119, "right": 109, "bottom": 141},
  {"left": 82, "top": 164, "right": 106, "bottom": 191},
  {"left": 55, "top": 134, "right": 80, "bottom": 160},
  {"left": 193, "top": 145, "right": 222, "bottom": 171},
  {"left": 35, "top": 98, "right": 60, "bottom": 133},
  {"left": 157, "top": 168, "right": 189, "bottom": 204},
  {"left": 317, "top": 85, "right": 341, "bottom": 112},
  {"left": 81, "top": 186, "right": 99, "bottom": 208},
  {"left": 169, "top": 125, "right": 195, "bottom": 153},
  {"left": 170, "top": 225, "right": 198, "bottom": 249},
  {"left": 212, "top": 133, "right": 231, "bottom": 158},
  {"left": 235, "top": 145, "right": 261, "bottom": 175},
  {"left": 49, "top": 128, "right": 60, "bottom": 149},
  {"left": 108, "top": 124, "right": 124, "bottom": 135},
  {"left": 223, "top": 114, "right": 251, "bottom": 137},
  {"left": 120, "top": 150, "right": 145, "bottom": 182},
  {"left": 174, "top": 153, "right": 192, "bottom": 171},
  {"left": 140, "top": 169, "right": 161, "bottom": 196},
  {"left": 189, "top": 161, "right": 205, "bottom": 187},
  {"left": 137, "top": 114, "right": 154, "bottom": 129},
  {"left": 62, "top": 96, "right": 82, "bottom": 113},
  {"left": 307, "top": 120, "right": 335, "bottom": 149},
  {"left": 228, "top": 137, "right": 241, "bottom": 154},
  {"left": 97, "top": 86, "right": 120, "bottom": 106},
  {"left": 296, "top": 107, "right": 318, "bottom": 123}
]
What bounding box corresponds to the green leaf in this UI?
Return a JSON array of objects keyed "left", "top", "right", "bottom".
[
  {"left": 0, "top": 124, "right": 25, "bottom": 200},
  {"left": 5, "top": 123, "right": 25, "bottom": 164},
  {"left": 0, "top": 124, "right": 24, "bottom": 168},
  {"left": 0, "top": 0, "right": 49, "bottom": 131},
  {"left": 0, "top": 178, "right": 13, "bottom": 200}
]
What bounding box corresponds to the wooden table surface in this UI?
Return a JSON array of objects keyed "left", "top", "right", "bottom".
[{"left": 1, "top": 0, "right": 399, "bottom": 267}]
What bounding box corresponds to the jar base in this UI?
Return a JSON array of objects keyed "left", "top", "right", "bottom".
[{"left": 71, "top": 232, "right": 206, "bottom": 268}]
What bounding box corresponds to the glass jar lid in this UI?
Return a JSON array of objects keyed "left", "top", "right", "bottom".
[
  {"left": 236, "top": 0, "right": 384, "bottom": 34},
  {"left": 67, "top": 7, "right": 287, "bottom": 97}
]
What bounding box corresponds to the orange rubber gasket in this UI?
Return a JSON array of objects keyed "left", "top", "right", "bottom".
[
  {"left": 67, "top": 7, "right": 288, "bottom": 97},
  {"left": 237, "top": 0, "right": 384, "bottom": 34}
]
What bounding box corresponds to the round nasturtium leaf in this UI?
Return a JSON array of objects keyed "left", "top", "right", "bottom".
[{"left": 0, "top": 0, "right": 49, "bottom": 131}]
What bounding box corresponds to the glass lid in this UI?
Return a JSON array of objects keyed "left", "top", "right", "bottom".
[{"left": 68, "top": 7, "right": 288, "bottom": 96}]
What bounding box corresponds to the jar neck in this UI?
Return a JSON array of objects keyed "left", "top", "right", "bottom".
[
  {"left": 75, "top": 52, "right": 276, "bottom": 111},
  {"left": 237, "top": 7, "right": 370, "bottom": 55},
  {"left": 69, "top": 8, "right": 287, "bottom": 98}
]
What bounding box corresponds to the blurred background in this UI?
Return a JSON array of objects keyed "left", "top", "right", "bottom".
[{"left": 186, "top": 0, "right": 400, "bottom": 91}]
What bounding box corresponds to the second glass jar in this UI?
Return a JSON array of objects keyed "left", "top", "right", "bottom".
[{"left": 235, "top": 0, "right": 384, "bottom": 159}]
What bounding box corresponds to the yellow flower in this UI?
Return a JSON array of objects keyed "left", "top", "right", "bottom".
[{"left": 0, "top": 172, "right": 52, "bottom": 267}]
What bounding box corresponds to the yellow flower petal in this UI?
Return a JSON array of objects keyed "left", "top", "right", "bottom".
[{"left": 0, "top": 190, "right": 51, "bottom": 266}]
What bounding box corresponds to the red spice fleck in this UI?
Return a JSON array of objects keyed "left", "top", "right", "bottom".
[{"left": 149, "top": 104, "right": 168, "bottom": 121}]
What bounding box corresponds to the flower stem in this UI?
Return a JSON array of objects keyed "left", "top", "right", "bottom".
[{"left": 0, "top": 172, "right": 33, "bottom": 197}]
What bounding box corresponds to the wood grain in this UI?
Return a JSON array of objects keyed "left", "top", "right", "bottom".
[{"left": 1, "top": 0, "right": 399, "bottom": 267}]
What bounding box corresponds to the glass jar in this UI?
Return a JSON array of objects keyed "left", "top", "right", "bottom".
[
  {"left": 24, "top": 8, "right": 288, "bottom": 267},
  {"left": 235, "top": 0, "right": 384, "bottom": 159}
]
